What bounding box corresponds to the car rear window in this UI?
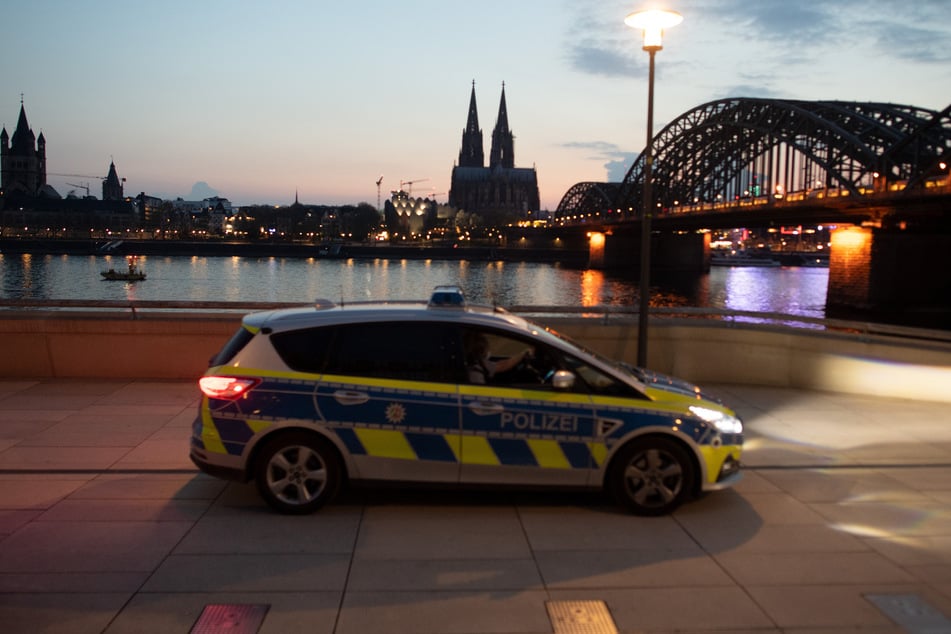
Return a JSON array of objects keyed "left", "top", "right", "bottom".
[{"left": 209, "top": 326, "right": 256, "bottom": 367}]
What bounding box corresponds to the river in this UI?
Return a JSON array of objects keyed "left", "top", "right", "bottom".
[{"left": 0, "top": 253, "right": 830, "bottom": 317}]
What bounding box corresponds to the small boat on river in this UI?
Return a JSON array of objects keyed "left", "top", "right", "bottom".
[{"left": 101, "top": 256, "right": 147, "bottom": 281}]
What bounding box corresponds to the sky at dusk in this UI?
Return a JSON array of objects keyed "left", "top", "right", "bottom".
[{"left": 2, "top": 0, "right": 949, "bottom": 210}]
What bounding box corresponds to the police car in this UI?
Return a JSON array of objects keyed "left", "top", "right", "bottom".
[{"left": 191, "top": 286, "right": 742, "bottom": 516}]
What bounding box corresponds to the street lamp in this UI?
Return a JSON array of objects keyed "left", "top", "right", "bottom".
[{"left": 625, "top": 7, "right": 682, "bottom": 367}]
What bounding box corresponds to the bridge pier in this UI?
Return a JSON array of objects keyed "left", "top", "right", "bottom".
[
  {"left": 591, "top": 229, "right": 709, "bottom": 272},
  {"left": 828, "top": 224, "right": 951, "bottom": 328}
]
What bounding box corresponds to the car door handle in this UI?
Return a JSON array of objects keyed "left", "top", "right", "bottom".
[
  {"left": 468, "top": 401, "right": 504, "bottom": 416},
  {"left": 333, "top": 390, "right": 370, "bottom": 405}
]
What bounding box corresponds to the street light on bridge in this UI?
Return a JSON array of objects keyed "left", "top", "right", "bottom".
[{"left": 625, "top": 7, "right": 682, "bottom": 368}]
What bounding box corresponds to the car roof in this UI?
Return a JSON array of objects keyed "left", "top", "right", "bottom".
[{"left": 243, "top": 299, "right": 536, "bottom": 335}]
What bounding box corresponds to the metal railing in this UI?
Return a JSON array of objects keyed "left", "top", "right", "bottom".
[
  {"left": 508, "top": 305, "right": 951, "bottom": 345},
  {"left": 1, "top": 298, "right": 949, "bottom": 346}
]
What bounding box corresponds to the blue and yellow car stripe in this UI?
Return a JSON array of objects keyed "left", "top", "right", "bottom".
[{"left": 196, "top": 372, "right": 740, "bottom": 478}]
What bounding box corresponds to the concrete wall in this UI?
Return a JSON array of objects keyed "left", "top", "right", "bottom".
[
  {"left": 2, "top": 312, "right": 240, "bottom": 380},
  {"left": 3, "top": 311, "right": 950, "bottom": 403},
  {"left": 555, "top": 319, "right": 951, "bottom": 403}
]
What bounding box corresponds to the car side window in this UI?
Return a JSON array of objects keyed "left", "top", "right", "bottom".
[
  {"left": 462, "top": 327, "right": 568, "bottom": 391},
  {"left": 269, "top": 326, "right": 336, "bottom": 374},
  {"left": 325, "top": 321, "right": 459, "bottom": 383}
]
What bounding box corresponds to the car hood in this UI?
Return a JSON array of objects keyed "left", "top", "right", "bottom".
[{"left": 621, "top": 364, "right": 724, "bottom": 405}]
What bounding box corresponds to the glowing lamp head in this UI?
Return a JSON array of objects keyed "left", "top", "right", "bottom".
[{"left": 624, "top": 8, "right": 683, "bottom": 51}]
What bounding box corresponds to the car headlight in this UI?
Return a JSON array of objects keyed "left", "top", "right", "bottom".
[{"left": 689, "top": 405, "right": 743, "bottom": 434}]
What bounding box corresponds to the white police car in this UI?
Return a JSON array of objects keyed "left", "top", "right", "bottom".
[{"left": 191, "top": 286, "right": 742, "bottom": 515}]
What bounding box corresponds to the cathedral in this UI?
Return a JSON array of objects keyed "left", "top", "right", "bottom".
[{"left": 448, "top": 83, "right": 539, "bottom": 223}]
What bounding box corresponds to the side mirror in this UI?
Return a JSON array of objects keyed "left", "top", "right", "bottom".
[{"left": 551, "top": 370, "right": 576, "bottom": 390}]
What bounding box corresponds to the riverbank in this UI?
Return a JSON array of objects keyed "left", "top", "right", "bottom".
[{"left": 0, "top": 237, "right": 589, "bottom": 264}]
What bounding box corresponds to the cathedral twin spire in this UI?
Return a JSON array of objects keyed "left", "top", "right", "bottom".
[{"left": 458, "top": 81, "right": 514, "bottom": 170}]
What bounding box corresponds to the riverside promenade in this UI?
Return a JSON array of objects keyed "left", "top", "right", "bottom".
[{"left": 2, "top": 378, "right": 951, "bottom": 633}]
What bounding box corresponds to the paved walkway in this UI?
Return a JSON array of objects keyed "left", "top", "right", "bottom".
[{"left": 1, "top": 379, "right": 951, "bottom": 633}]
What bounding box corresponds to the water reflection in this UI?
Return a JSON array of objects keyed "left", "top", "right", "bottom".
[
  {"left": 580, "top": 270, "right": 603, "bottom": 307},
  {"left": 0, "top": 253, "right": 828, "bottom": 318}
]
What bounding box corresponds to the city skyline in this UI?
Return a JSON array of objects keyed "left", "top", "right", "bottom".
[{"left": 2, "top": 0, "right": 949, "bottom": 209}]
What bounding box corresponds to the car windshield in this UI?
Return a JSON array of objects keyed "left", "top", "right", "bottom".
[{"left": 531, "top": 322, "right": 647, "bottom": 389}]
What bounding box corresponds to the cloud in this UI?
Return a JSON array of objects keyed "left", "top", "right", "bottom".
[
  {"left": 562, "top": 141, "right": 638, "bottom": 182},
  {"left": 605, "top": 153, "right": 638, "bottom": 182},
  {"left": 565, "top": 0, "right": 951, "bottom": 81},
  {"left": 868, "top": 22, "right": 951, "bottom": 64},
  {"left": 568, "top": 44, "right": 642, "bottom": 78},
  {"left": 189, "top": 181, "right": 219, "bottom": 199},
  {"left": 709, "top": 0, "right": 832, "bottom": 38},
  {"left": 713, "top": 82, "right": 787, "bottom": 101}
]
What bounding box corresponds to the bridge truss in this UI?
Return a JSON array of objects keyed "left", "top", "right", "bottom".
[{"left": 556, "top": 98, "right": 951, "bottom": 219}]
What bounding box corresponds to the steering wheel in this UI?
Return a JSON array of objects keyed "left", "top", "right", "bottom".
[{"left": 512, "top": 351, "right": 546, "bottom": 383}]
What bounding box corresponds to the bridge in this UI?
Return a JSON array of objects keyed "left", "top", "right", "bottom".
[
  {"left": 554, "top": 98, "right": 951, "bottom": 224},
  {"left": 510, "top": 98, "right": 951, "bottom": 326}
]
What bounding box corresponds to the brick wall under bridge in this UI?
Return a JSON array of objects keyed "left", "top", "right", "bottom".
[{"left": 829, "top": 225, "right": 951, "bottom": 327}]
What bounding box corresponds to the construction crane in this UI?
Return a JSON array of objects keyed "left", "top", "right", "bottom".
[
  {"left": 66, "top": 182, "right": 90, "bottom": 197},
  {"left": 399, "top": 178, "right": 429, "bottom": 195},
  {"left": 50, "top": 172, "right": 106, "bottom": 180},
  {"left": 376, "top": 175, "right": 384, "bottom": 210}
]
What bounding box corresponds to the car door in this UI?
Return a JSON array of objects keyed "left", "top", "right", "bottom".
[
  {"left": 458, "top": 326, "right": 599, "bottom": 487},
  {"left": 314, "top": 320, "right": 462, "bottom": 483}
]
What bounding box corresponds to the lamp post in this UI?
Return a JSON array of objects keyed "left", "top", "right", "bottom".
[{"left": 625, "top": 8, "right": 682, "bottom": 368}]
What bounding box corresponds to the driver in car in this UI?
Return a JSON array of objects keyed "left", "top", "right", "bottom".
[{"left": 466, "top": 333, "right": 533, "bottom": 384}]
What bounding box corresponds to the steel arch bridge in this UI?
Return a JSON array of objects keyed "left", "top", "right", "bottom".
[{"left": 555, "top": 98, "right": 951, "bottom": 220}]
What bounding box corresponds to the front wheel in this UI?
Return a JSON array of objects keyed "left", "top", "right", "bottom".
[
  {"left": 254, "top": 432, "right": 342, "bottom": 514},
  {"left": 609, "top": 437, "right": 694, "bottom": 516}
]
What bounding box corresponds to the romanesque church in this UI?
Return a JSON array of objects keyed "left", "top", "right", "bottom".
[
  {"left": 0, "top": 100, "right": 56, "bottom": 198},
  {"left": 1, "top": 100, "right": 124, "bottom": 201}
]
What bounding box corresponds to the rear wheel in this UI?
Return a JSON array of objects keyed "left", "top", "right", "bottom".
[
  {"left": 609, "top": 437, "right": 694, "bottom": 516},
  {"left": 254, "top": 432, "right": 342, "bottom": 514}
]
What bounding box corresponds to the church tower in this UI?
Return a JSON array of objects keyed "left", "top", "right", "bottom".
[
  {"left": 102, "top": 161, "right": 124, "bottom": 200},
  {"left": 457, "top": 81, "right": 484, "bottom": 168},
  {"left": 1, "top": 99, "right": 48, "bottom": 196},
  {"left": 449, "top": 82, "right": 539, "bottom": 219},
  {"left": 489, "top": 84, "right": 514, "bottom": 169}
]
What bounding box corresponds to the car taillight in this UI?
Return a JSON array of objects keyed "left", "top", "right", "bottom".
[{"left": 199, "top": 376, "right": 260, "bottom": 399}]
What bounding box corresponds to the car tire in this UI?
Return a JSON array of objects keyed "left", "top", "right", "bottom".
[
  {"left": 609, "top": 436, "right": 694, "bottom": 516},
  {"left": 254, "top": 432, "right": 342, "bottom": 514}
]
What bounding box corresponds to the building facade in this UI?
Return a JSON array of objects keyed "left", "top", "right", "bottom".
[{"left": 449, "top": 83, "right": 539, "bottom": 223}]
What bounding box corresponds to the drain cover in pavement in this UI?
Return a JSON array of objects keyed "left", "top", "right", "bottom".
[
  {"left": 865, "top": 594, "right": 951, "bottom": 633},
  {"left": 190, "top": 604, "right": 270, "bottom": 634},
  {"left": 546, "top": 600, "right": 618, "bottom": 634}
]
